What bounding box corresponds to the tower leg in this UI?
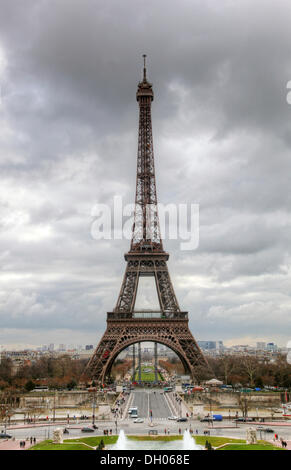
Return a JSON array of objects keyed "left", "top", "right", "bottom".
[
  {"left": 154, "top": 342, "right": 158, "bottom": 382},
  {"left": 138, "top": 342, "right": 142, "bottom": 383}
]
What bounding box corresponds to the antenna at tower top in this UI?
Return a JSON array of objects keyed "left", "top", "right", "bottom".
[{"left": 143, "top": 54, "right": 147, "bottom": 81}]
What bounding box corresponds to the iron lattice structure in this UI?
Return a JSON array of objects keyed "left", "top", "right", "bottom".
[{"left": 84, "top": 57, "right": 209, "bottom": 384}]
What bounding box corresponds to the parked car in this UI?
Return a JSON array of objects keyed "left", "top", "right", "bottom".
[
  {"left": 81, "top": 427, "right": 95, "bottom": 433},
  {"left": 256, "top": 426, "right": 273, "bottom": 432},
  {"left": 168, "top": 416, "right": 178, "bottom": 420},
  {"left": 212, "top": 414, "right": 223, "bottom": 422},
  {"left": 133, "top": 418, "right": 144, "bottom": 423},
  {"left": 0, "top": 432, "right": 12, "bottom": 439},
  {"left": 200, "top": 417, "right": 213, "bottom": 422},
  {"left": 234, "top": 417, "right": 254, "bottom": 422},
  {"left": 177, "top": 417, "right": 188, "bottom": 422}
]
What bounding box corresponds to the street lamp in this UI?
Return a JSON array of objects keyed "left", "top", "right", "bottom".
[
  {"left": 53, "top": 391, "right": 56, "bottom": 423},
  {"left": 92, "top": 392, "right": 96, "bottom": 426},
  {"left": 209, "top": 392, "right": 213, "bottom": 428}
]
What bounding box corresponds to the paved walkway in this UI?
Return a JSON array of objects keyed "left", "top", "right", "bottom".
[
  {"left": 0, "top": 439, "right": 40, "bottom": 451},
  {"left": 243, "top": 421, "right": 291, "bottom": 427},
  {"left": 269, "top": 439, "right": 291, "bottom": 450}
]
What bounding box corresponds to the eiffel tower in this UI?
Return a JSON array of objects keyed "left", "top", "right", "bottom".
[{"left": 84, "top": 56, "right": 209, "bottom": 384}]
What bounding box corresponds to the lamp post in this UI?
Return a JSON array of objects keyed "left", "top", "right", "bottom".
[
  {"left": 92, "top": 392, "right": 96, "bottom": 426},
  {"left": 209, "top": 392, "right": 213, "bottom": 428},
  {"left": 53, "top": 391, "right": 56, "bottom": 423}
]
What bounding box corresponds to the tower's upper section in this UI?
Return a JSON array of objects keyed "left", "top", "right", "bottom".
[
  {"left": 129, "top": 55, "right": 164, "bottom": 255},
  {"left": 136, "top": 54, "right": 154, "bottom": 102}
]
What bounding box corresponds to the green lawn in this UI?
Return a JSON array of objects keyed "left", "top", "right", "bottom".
[
  {"left": 133, "top": 365, "right": 162, "bottom": 382},
  {"left": 128, "top": 435, "right": 183, "bottom": 441},
  {"left": 220, "top": 443, "right": 283, "bottom": 451},
  {"left": 195, "top": 436, "right": 245, "bottom": 447},
  {"left": 65, "top": 435, "right": 118, "bottom": 446},
  {"left": 29, "top": 440, "right": 91, "bottom": 450},
  {"left": 30, "top": 435, "right": 118, "bottom": 450},
  {"left": 195, "top": 436, "right": 282, "bottom": 451}
]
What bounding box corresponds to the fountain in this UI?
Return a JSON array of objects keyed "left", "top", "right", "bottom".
[
  {"left": 182, "top": 430, "right": 199, "bottom": 450},
  {"left": 110, "top": 430, "right": 202, "bottom": 450},
  {"left": 114, "top": 430, "right": 128, "bottom": 450}
]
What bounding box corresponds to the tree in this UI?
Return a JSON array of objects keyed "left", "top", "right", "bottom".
[
  {"left": 0, "top": 391, "right": 18, "bottom": 428},
  {"left": 205, "top": 440, "right": 213, "bottom": 450},
  {"left": 241, "top": 357, "right": 258, "bottom": 387},
  {"left": 25, "top": 380, "right": 35, "bottom": 392},
  {"left": 66, "top": 380, "right": 77, "bottom": 390},
  {"left": 254, "top": 376, "right": 263, "bottom": 388},
  {"left": 97, "top": 439, "right": 105, "bottom": 450},
  {"left": 238, "top": 394, "right": 249, "bottom": 418},
  {"left": 0, "top": 357, "right": 13, "bottom": 382}
]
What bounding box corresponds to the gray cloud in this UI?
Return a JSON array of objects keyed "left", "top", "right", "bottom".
[{"left": 0, "top": 0, "right": 291, "bottom": 348}]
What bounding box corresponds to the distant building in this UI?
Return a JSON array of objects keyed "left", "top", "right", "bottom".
[
  {"left": 267, "top": 342, "right": 278, "bottom": 352},
  {"left": 1, "top": 350, "right": 38, "bottom": 374},
  {"left": 198, "top": 341, "right": 224, "bottom": 352},
  {"left": 256, "top": 342, "right": 266, "bottom": 350},
  {"left": 85, "top": 345, "right": 93, "bottom": 350}
]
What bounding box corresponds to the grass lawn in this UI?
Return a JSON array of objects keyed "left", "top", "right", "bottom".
[
  {"left": 133, "top": 365, "right": 162, "bottom": 382},
  {"left": 65, "top": 435, "right": 118, "bottom": 446},
  {"left": 30, "top": 435, "right": 118, "bottom": 450},
  {"left": 195, "top": 436, "right": 283, "bottom": 450},
  {"left": 128, "top": 435, "right": 183, "bottom": 441},
  {"left": 220, "top": 443, "right": 283, "bottom": 450},
  {"left": 195, "top": 436, "right": 245, "bottom": 447},
  {"left": 29, "top": 440, "right": 91, "bottom": 450}
]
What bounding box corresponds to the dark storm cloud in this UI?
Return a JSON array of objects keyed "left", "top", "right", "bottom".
[{"left": 0, "top": 0, "right": 290, "bottom": 347}]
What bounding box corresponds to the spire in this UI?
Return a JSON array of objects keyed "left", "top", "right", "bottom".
[
  {"left": 143, "top": 54, "right": 147, "bottom": 81},
  {"left": 136, "top": 54, "right": 153, "bottom": 102}
]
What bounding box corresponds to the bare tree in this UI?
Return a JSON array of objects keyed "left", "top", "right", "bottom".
[{"left": 241, "top": 356, "right": 258, "bottom": 387}]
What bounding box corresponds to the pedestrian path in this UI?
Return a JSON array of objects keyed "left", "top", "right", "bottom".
[
  {"left": 269, "top": 439, "right": 291, "bottom": 450},
  {"left": 0, "top": 439, "right": 39, "bottom": 451}
]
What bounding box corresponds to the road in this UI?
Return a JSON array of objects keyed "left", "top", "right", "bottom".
[
  {"left": 131, "top": 389, "right": 172, "bottom": 419},
  {"left": 4, "top": 388, "right": 291, "bottom": 443},
  {"left": 5, "top": 418, "right": 291, "bottom": 443}
]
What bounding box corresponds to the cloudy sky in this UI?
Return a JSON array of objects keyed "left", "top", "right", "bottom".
[{"left": 0, "top": 0, "right": 291, "bottom": 350}]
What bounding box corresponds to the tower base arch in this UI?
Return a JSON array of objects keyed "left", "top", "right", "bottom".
[{"left": 83, "top": 316, "right": 211, "bottom": 384}]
